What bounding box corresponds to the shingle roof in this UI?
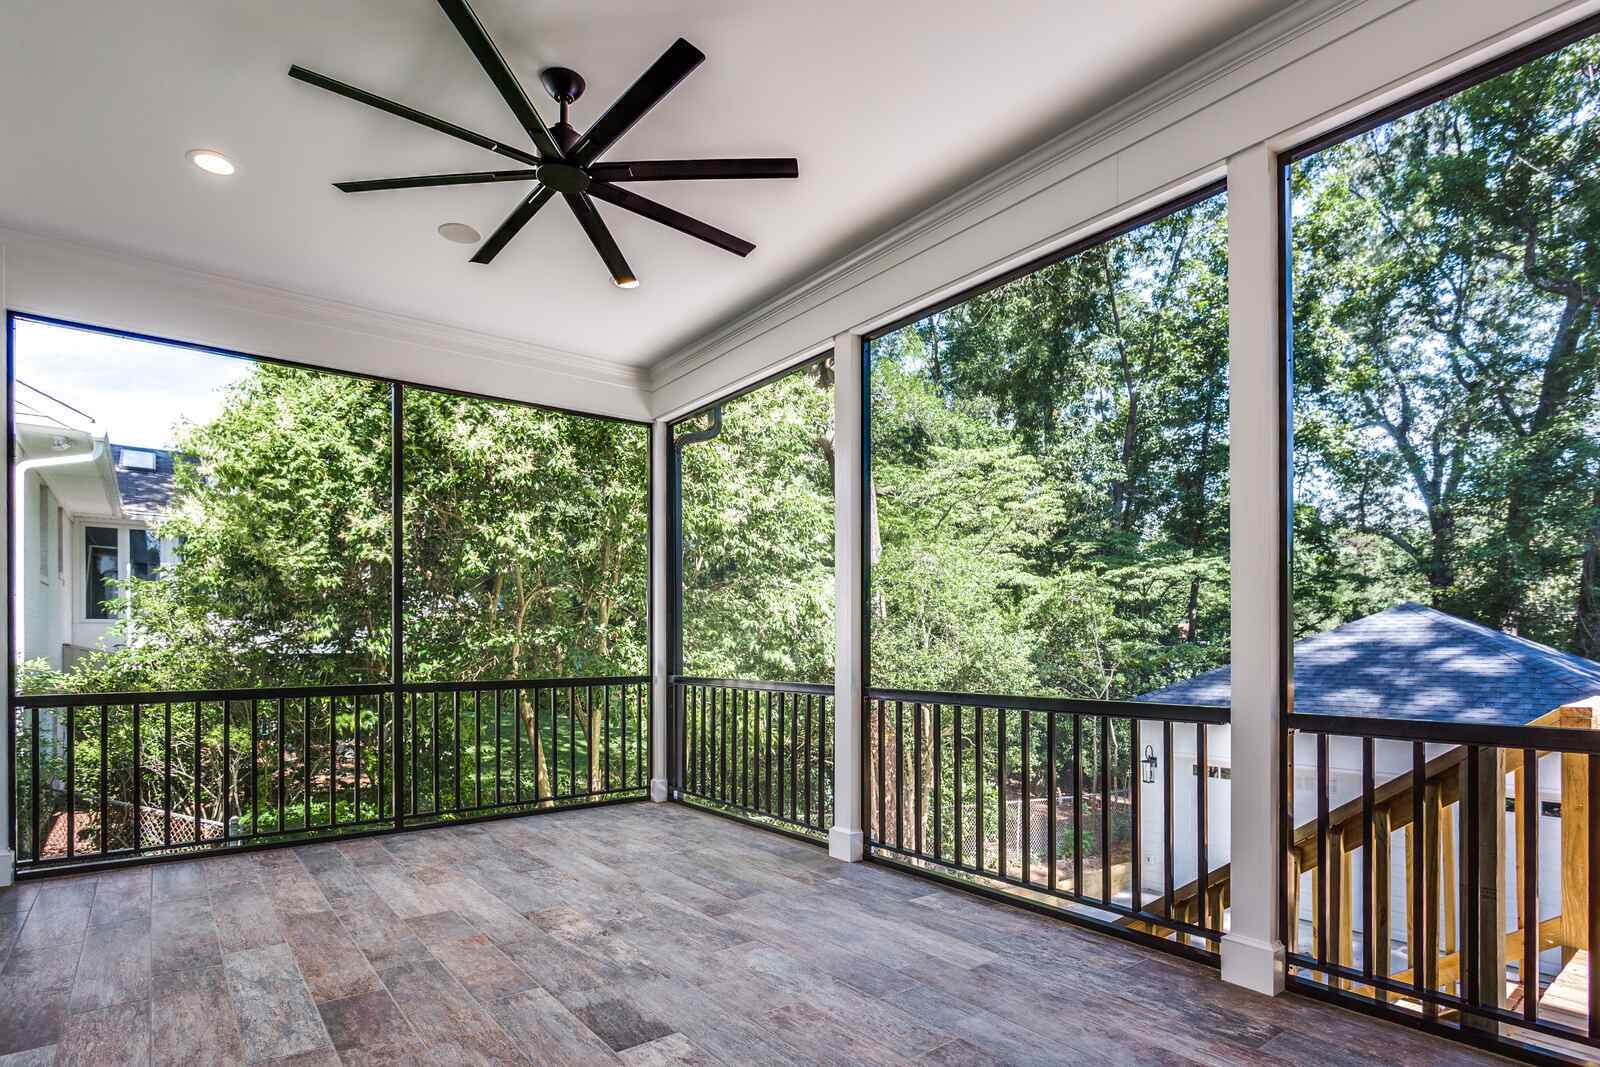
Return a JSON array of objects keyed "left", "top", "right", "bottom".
[
  {"left": 112, "top": 444, "right": 177, "bottom": 519},
  {"left": 1139, "top": 602, "right": 1600, "bottom": 725}
]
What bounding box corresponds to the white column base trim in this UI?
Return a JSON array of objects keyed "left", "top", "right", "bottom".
[
  {"left": 828, "top": 827, "right": 864, "bottom": 862},
  {"left": 1221, "top": 933, "right": 1285, "bottom": 996},
  {"left": 0, "top": 849, "right": 13, "bottom": 887},
  {"left": 649, "top": 778, "right": 669, "bottom": 803}
]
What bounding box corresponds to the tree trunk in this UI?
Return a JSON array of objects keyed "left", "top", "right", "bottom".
[{"left": 1576, "top": 487, "right": 1600, "bottom": 659}]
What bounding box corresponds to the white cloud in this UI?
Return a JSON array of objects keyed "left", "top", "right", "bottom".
[{"left": 13, "top": 318, "right": 253, "bottom": 450}]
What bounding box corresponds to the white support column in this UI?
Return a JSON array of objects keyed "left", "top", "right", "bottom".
[
  {"left": 649, "top": 419, "right": 670, "bottom": 803},
  {"left": 1, "top": 241, "right": 12, "bottom": 885},
  {"left": 830, "top": 331, "right": 865, "bottom": 861},
  {"left": 1220, "top": 141, "right": 1285, "bottom": 995}
]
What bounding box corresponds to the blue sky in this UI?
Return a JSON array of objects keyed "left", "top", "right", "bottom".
[{"left": 12, "top": 318, "right": 252, "bottom": 450}]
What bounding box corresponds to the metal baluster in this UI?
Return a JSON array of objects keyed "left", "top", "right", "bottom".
[
  {"left": 1197, "top": 722, "right": 1209, "bottom": 936},
  {"left": 966, "top": 710, "right": 979, "bottom": 876},
  {"left": 129, "top": 702, "right": 141, "bottom": 851},
  {"left": 933, "top": 704, "right": 943, "bottom": 862},
  {"left": 193, "top": 702, "right": 202, "bottom": 841},
  {"left": 1163, "top": 720, "right": 1174, "bottom": 920},
  {"left": 805, "top": 694, "right": 815, "bottom": 827},
  {"left": 220, "top": 701, "right": 229, "bottom": 842},
  {"left": 66, "top": 703, "right": 78, "bottom": 858},
  {"left": 251, "top": 697, "right": 259, "bottom": 837},
  {"left": 914, "top": 702, "right": 924, "bottom": 856},
  {"left": 1046, "top": 711, "right": 1056, "bottom": 891},
  {"left": 1020, "top": 709, "right": 1030, "bottom": 884},
  {"left": 954, "top": 705, "right": 964, "bottom": 869},
  {"left": 354, "top": 694, "right": 364, "bottom": 820},
  {"left": 1523, "top": 746, "right": 1539, "bottom": 1026},
  {"left": 895, "top": 700, "right": 905, "bottom": 850},
  {"left": 329, "top": 696, "right": 339, "bottom": 825},
  {"left": 998, "top": 707, "right": 1008, "bottom": 879},
  {"left": 1099, "top": 714, "right": 1110, "bottom": 905},
  {"left": 1317, "top": 732, "right": 1330, "bottom": 966},
  {"left": 276, "top": 698, "right": 286, "bottom": 832},
  {"left": 29, "top": 713, "right": 40, "bottom": 863},
  {"left": 1072, "top": 715, "right": 1083, "bottom": 898},
  {"left": 99, "top": 704, "right": 109, "bottom": 854},
  {"left": 1129, "top": 718, "right": 1140, "bottom": 915},
  {"left": 162, "top": 703, "right": 173, "bottom": 849},
  {"left": 1362, "top": 737, "right": 1375, "bottom": 987},
  {"left": 789, "top": 692, "right": 799, "bottom": 823}
]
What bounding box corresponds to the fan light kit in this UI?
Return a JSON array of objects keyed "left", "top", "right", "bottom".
[
  {"left": 290, "top": 0, "right": 798, "bottom": 289},
  {"left": 187, "top": 149, "right": 235, "bottom": 176}
]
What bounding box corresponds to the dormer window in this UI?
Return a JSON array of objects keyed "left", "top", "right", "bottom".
[{"left": 118, "top": 448, "right": 158, "bottom": 471}]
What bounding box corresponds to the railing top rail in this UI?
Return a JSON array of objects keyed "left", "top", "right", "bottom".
[
  {"left": 866, "top": 686, "right": 1230, "bottom": 724},
  {"left": 12, "top": 675, "right": 652, "bottom": 708},
  {"left": 13, "top": 682, "right": 394, "bottom": 707},
  {"left": 404, "top": 676, "right": 649, "bottom": 693},
  {"left": 1289, "top": 711, "right": 1600, "bottom": 753},
  {"left": 672, "top": 676, "right": 835, "bottom": 697}
]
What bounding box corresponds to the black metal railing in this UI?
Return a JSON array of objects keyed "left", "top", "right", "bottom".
[
  {"left": 671, "top": 677, "right": 834, "bottom": 839},
  {"left": 867, "top": 687, "right": 1231, "bottom": 957},
  {"left": 11, "top": 676, "right": 649, "bottom": 873},
  {"left": 1285, "top": 710, "right": 1599, "bottom": 1059}
]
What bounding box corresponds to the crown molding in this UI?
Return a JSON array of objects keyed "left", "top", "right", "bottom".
[
  {"left": 0, "top": 222, "right": 649, "bottom": 392},
  {"left": 645, "top": 0, "right": 1382, "bottom": 399}
]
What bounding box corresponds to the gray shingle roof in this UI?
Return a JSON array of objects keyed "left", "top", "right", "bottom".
[
  {"left": 1139, "top": 602, "right": 1600, "bottom": 726},
  {"left": 112, "top": 445, "right": 177, "bottom": 519}
]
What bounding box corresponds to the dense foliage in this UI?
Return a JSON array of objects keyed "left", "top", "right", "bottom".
[{"left": 1291, "top": 38, "right": 1600, "bottom": 655}]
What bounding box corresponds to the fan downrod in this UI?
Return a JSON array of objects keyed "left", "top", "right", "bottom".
[{"left": 539, "top": 67, "right": 585, "bottom": 153}]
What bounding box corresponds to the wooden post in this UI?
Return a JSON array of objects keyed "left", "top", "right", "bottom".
[
  {"left": 1423, "top": 781, "right": 1442, "bottom": 1014},
  {"left": 1467, "top": 748, "right": 1505, "bottom": 1034},
  {"left": 1287, "top": 850, "right": 1302, "bottom": 955},
  {"left": 1441, "top": 813, "right": 1458, "bottom": 957},
  {"left": 1372, "top": 806, "right": 1392, "bottom": 1001},
  {"left": 1555, "top": 702, "right": 1598, "bottom": 963}
]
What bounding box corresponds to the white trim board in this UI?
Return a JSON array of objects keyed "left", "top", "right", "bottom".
[
  {"left": 0, "top": 226, "right": 651, "bottom": 421},
  {"left": 647, "top": 0, "right": 1600, "bottom": 421}
]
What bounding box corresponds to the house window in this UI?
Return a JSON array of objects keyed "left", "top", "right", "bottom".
[
  {"left": 56, "top": 507, "right": 64, "bottom": 577},
  {"left": 130, "top": 529, "right": 161, "bottom": 581},
  {"left": 85, "top": 526, "right": 118, "bottom": 619}
]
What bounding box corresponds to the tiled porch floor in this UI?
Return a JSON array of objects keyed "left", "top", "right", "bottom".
[{"left": 0, "top": 802, "right": 1507, "bottom": 1066}]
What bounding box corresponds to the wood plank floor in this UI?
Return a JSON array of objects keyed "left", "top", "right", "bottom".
[{"left": 0, "top": 802, "right": 1510, "bottom": 1065}]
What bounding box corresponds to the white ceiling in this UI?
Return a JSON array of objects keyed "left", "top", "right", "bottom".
[{"left": 0, "top": 0, "right": 1291, "bottom": 369}]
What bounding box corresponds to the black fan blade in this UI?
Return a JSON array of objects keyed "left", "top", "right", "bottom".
[
  {"left": 588, "top": 182, "right": 754, "bottom": 257},
  {"left": 288, "top": 65, "right": 540, "bottom": 167},
  {"left": 563, "top": 192, "right": 637, "bottom": 286},
  {"left": 335, "top": 169, "right": 539, "bottom": 193},
  {"left": 435, "top": 0, "right": 563, "bottom": 161},
  {"left": 471, "top": 186, "right": 557, "bottom": 264},
  {"left": 588, "top": 158, "right": 798, "bottom": 182},
  {"left": 569, "top": 39, "right": 705, "bottom": 165}
]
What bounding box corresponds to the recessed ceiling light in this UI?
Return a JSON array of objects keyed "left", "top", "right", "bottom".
[
  {"left": 614, "top": 275, "right": 640, "bottom": 290},
  {"left": 186, "top": 149, "right": 235, "bottom": 176},
  {"left": 437, "top": 222, "right": 481, "bottom": 244}
]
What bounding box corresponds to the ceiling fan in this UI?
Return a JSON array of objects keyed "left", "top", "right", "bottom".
[{"left": 289, "top": 0, "right": 798, "bottom": 288}]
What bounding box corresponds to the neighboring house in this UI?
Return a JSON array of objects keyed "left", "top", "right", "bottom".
[
  {"left": 1137, "top": 601, "right": 1600, "bottom": 963},
  {"left": 13, "top": 384, "right": 177, "bottom": 671}
]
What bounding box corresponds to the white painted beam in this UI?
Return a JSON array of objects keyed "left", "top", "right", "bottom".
[
  {"left": 1220, "top": 141, "right": 1286, "bottom": 996},
  {"left": 650, "top": 419, "right": 669, "bottom": 803},
  {"left": 830, "top": 331, "right": 864, "bottom": 862},
  {"left": 0, "top": 242, "right": 12, "bottom": 885}
]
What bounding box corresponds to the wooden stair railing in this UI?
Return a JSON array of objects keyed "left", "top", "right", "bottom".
[{"left": 1120, "top": 698, "right": 1596, "bottom": 1029}]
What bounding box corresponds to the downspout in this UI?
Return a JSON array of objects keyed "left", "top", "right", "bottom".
[{"left": 13, "top": 439, "right": 106, "bottom": 665}]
